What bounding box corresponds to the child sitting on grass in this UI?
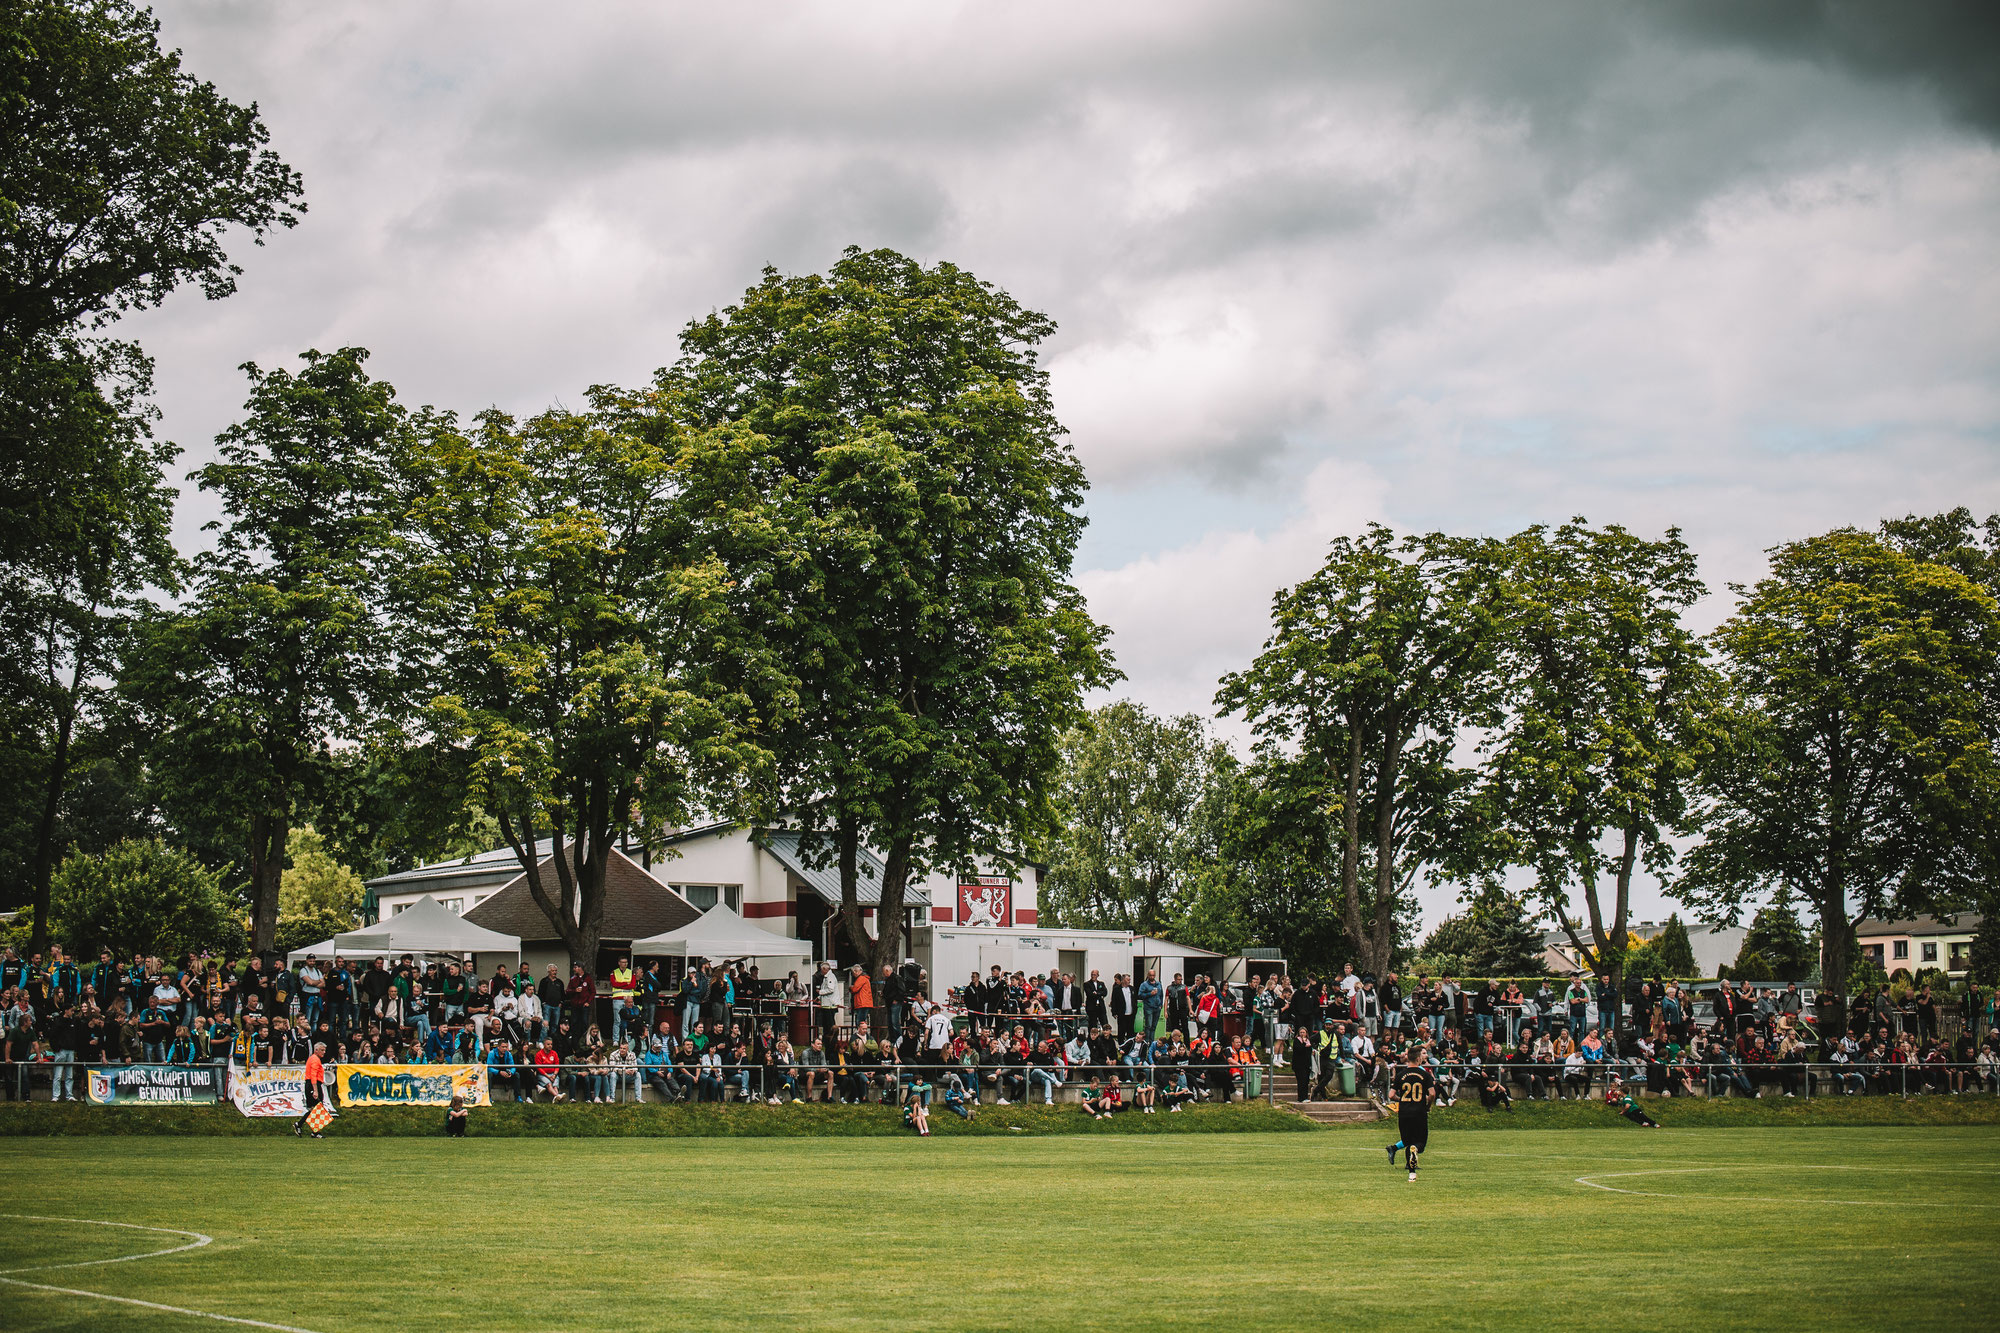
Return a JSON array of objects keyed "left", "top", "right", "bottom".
[
  {"left": 902, "top": 1074, "right": 932, "bottom": 1136},
  {"left": 444, "top": 1093, "right": 468, "bottom": 1138}
]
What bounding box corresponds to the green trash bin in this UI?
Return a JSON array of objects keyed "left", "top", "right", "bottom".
[
  {"left": 1339, "top": 1063, "right": 1356, "bottom": 1096},
  {"left": 1246, "top": 1065, "right": 1263, "bottom": 1098}
]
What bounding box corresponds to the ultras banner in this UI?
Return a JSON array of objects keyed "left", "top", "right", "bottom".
[
  {"left": 230, "top": 1065, "right": 309, "bottom": 1117},
  {"left": 84, "top": 1064, "right": 222, "bottom": 1104},
  {"left": 335, "top": 1064, "right": 489, "bottom": 1107}
]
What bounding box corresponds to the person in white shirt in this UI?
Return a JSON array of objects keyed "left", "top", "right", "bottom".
[
  {"left": 812, "top": 963, "right": 841, "bottom": 1047},
  {"left": 923, "top": 1005, "right": 953, "bottom": 1070},
  {"left": 1338, "top": 964, "right": 1360, "bottom": 997},
  {"left": 1562, "top": 1049, "right": 1590, "bottom": 1099},
  {"left": 514, "top": 985, "right": 541, "bottom": 1042},
  {"left": 494, "top": 987, "right": 521, "bottom": 1045},
  {"left": 1065, "top": 1032, "right": 1090, "bottom": 1068}
]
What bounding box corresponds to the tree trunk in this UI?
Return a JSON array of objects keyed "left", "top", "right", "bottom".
[
  {"left": 867, "top": 838, "right": 913, "bottom": 1038},
  {"left": 510, "top": 814, "right": 607, "bottom": 972},
  {"left": 1337, "top": 726, "right": 1366, "bottom": 965},
  {"left": 1363, "top": 732, "right": 1403, "bottom": 976},
  {"left": 1606, "top": 825, "right": 1638, "bottom": 1028},
  {"left": 27, "top": 622, "right": 91, "bottom": 953},
  {"left": 1818, "top": 897, "right": 1852, "bottom": 1022},
  {"left": 246, "top": 811, "right": 288, "bottom": 955},
  {"left": 836, "top": 818, "right": 867, "bottom": 961}
]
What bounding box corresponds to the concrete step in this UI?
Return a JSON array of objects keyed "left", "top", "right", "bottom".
[{"left": 1274, "top": 1097, "right": 1383, "bottom": 1124}]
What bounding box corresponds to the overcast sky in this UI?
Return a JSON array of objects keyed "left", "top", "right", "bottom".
[{"left": 128, "top": 2, "right": 2000, "bottom": 931}]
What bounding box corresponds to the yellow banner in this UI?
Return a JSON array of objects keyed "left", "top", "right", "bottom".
[{"left": 335, "top": 1063, "right": 489, "bottom": 1107}]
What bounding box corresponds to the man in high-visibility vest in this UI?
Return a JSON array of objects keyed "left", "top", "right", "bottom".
[{"left": 610, "top": 958, "right": 637, "bottom": 1045}]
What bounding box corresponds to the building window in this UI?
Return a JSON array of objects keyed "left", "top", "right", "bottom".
[
  {"left": 1865, "top": 944, "right": 1883, "bottom": 965},
  {"left": 677, "top": 885, "right": 740, "bottom": 913},
  {"left": 391, "top": 902, "right": 408, "bottom": 916},
  {"left": 438, "top": 898, "right": 463, "bottom": 914},
  {"left": 1950, "top": 942, "right": 1969, "bottom": 966},
  {"left": 1921, "top": 942, "right": 1937, "bottom": 963},
  {"left": 1892, "top": 940, "right": 1908, "bottom": 960}
]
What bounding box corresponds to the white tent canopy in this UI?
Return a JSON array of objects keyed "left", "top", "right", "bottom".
[
  {"left": 630, "top": 902, "right": 813, "bottom": 969},
  {"left": 331, "top": 895, "right": 522, "bottom": 960},
  {"left": 284, "top": 937, "right": 398, "bottom": 966}
]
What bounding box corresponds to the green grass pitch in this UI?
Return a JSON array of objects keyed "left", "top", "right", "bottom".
[{"left": 2, "top": 1125, "right": 1995, "bottom": 1331}]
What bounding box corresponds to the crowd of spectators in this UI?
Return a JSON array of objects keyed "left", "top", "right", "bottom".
[
  {"left": 1271, "top": 970, "right": 2000, "bottom": 1105},
  {"left": 3, "top": 943, "right": 1995, "bottom": 1108}
]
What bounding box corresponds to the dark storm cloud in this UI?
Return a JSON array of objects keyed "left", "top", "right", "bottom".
[{"left": 1658, "top": 0, "right": 2000, "bottom": 134}]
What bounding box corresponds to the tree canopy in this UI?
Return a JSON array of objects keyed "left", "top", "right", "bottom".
[
  {"left": 397, "top": 391, "right": 777, "bottom": 970},
  {"left": 0, "top": 0, "right": 302, "bottom": 947},
  {"left": 1479, "top": 521, "right": 1717, "bottom": 997},
  {"left": 0, "top": 0, "right": 303, "bottom": 344},
  {"left": 49, "top": 836, "right": 236, "bottom": 960},
  {"left": 125, "top": 349, "right": 404, "bottom": 952},
  {"left": 1682, "top": 526, "right": 2000, "bottom": 1006},
  {"left": 1041, "top": 701, "right": 1232, "bottom": 937},
  {"left": 657, "top": 247, "right": 1114, "bottom": 999},
  {"left": 1217, "top": 525, "right": 1510, "bottom": 975}
]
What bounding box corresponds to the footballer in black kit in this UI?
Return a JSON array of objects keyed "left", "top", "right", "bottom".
[{"left": 1386, "top": 1050, "right": 1436, "bottom": 1181}]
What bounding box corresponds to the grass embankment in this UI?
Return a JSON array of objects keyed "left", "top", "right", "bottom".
[
  {"left": 1423, "top": 1094, "right": 2000, "bottom": 1132},
  {"left": 0, "top": 1098, "right": 1310, "bottom": 1138}
]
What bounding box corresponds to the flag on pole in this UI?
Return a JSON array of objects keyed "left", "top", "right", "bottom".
[{"left": 304, "top": 1101, "right": 334, "bottom": 1134}]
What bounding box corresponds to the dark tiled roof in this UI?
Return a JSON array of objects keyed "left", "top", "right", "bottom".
[
  {"left": 463, "top": 849, "right": 700, "bottom": 942},
  {"left": 1855, "top": 914, "right": 1982, "bottom": 937}
]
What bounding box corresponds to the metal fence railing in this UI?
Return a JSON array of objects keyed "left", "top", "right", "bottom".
[{"left": 8, "top": 1057, "right": 1995, "bottom": 1107}]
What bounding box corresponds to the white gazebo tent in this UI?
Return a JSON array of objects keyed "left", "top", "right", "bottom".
[
  {"left": 330, "top": 894, "right": 523, "bottom": 962},
  {"left": 630, "top": 901, "right": 813, "bottom": 972},
  {"left": 284, "top": 936, "right": 398, "bottom": 966}
]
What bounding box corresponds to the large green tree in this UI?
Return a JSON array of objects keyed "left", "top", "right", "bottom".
[
  {"left": 0, "top": 343, "right": 174, "bottom": 943},
  {"left": 1480, "top": 521, "right": 1719, "bottom": 1002},
  {"left": 49, "top": 836, "right": 235, "bottom": 961},
  {"left": 658, "top": 248, "right": 1115, "bottom": 1004},
  {"left": 1041, "top": 701, "right": 1232, "bottom": 936},
  {"left": 1682, "top": 527, "right": 2000, "bottom": 1015},
  {"left": 125, "top": 349, "right": 403, "bottom": 953},
  {"left": 1739, "top": 885, "right": 1813, "bottom": 981},
  {"left": 1168, "top": 751, "right": 1371, "bottom": 970},
  {"left": 1653, "top": 914, "right": 1698, "bottom": 977},
  {"left": 1216, "top": 524, "right": 1511, "bottom": 976},
  {"left": 0, "top": 0, "right": 303, "bottom": 345},
  {"left": 398, "top": 396, "right": 776, "bottom": 970},
  {"left": 1, "top": 0, "right": 301, "bottom": 945}
]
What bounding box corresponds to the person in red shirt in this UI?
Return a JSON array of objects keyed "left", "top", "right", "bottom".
[
  {"left": 294, "top": 1042, "right": 328, "bottom": 1139},
  {"left": 532, "top": 1040, "right": 565, "bottom": 1102}
]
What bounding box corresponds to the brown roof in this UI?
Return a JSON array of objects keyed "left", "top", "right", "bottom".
[{"left": 463, "top": 849, "right": 701, "bottom": 942}]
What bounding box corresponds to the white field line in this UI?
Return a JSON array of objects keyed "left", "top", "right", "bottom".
[
  {"left": 0, "top": 1213, "right": 212, "bottom": 1274},
  {"left": 1572, "top": 1164, "right": 2000, "bottom": 1207},
  {"left": 0, "top": 1213, "right": 323, "bottom": 1333}
]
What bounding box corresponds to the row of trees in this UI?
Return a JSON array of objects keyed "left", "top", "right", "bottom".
[
  {"left": 3, "top": 5, "right": 1112, "bottom": 985},
  {"left": 12, "top": 259, "right": 1115, "bottom": 979},
  {"left": 1045, "top": 515, "right": 2000, "bottom": 1007}
]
